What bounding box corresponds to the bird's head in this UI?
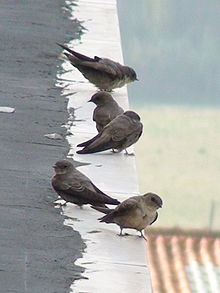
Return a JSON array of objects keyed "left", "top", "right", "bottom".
[
  {"left": 88, "top": 91, "right": 113, "bottom": 105},
  {"left": 143, "top": 193, "right": 163, "bottom": 210},
  {"left": 131, "top": 69, "right": 139, "bottom": 81},
  {"left": 53, "top": 160, "right": 74, "bottom": 175},
  {"left": 125, "top": 67, "right": 138, "bottom": 81}
]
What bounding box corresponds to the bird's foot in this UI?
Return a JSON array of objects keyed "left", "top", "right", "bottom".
[
  {"left": 118, "top": 228, "right": 130, "bottom": 237},
  {"left": 118, "top": 233, "right": 130, "bottom": 237},
  {"left": 125, "top": 152, "right": 135, "bottom": 156}
]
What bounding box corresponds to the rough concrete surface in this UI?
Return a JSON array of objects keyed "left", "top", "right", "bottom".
[{"left": 0, "top": 1, "right": 85, "bottom": 292}]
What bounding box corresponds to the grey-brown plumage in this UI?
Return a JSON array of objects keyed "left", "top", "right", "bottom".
[
  {"left": 92, "top": 193, "right": 163, "bottom": 240},
  {"left": 57, "top": 43, "right": 138, "bottom": 91},
  {"left": 51, "top": 160, "right": 120, "bottom": 207},
  {"left": 89, "top": 91, "right": 124, "bottom": 133},
  {"left": 77, "top": 111, "right": 143, "bottom": 154}
]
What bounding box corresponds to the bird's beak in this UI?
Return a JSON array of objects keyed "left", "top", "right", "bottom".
[
  {"left": 135, "top": 78, "right": 139, "bottom": 81},
  {"left": 52, "top": 165, "right": 57, "bottom": 169},
  {"left": 158, "top": 203, "right": 163, "bottom": 208},
  {"left": 88, "top": 99, "right": 92, "bottom": 103}
]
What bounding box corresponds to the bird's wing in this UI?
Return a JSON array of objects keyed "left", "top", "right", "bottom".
[
  {"left": 99, "top": 198, "right": 140, "bottom": 222},
  {"left": 53, "top": 178, "right": 118, "bottom": 205},
  {"left": 110, "top": 199, "right": 139, "bottom": 217},
  {"left": 108, "top": 116, "right": 134, "bottom": 141},
  {"left": 80, "top": 60, "right": 119, "bottom": 77},
  {"left": 52, "top": 178, "right": 85, "bottom": 193},
  {"left": 101, "top": 59, "right": 125, "bottom": 77}
]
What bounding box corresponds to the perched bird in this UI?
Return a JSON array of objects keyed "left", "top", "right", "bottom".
[
  {"left": 89, "top": 91, "right": 124, "bottom": 133},
  {"left": 77, "top": 111, "right": 143, "bottom": 155},
  {"left": 92, "top": 193, "right": 163, "bottom": 240},
  {"left": 57, "top": 43, "right": 138, "bottom": 91},
  {"left": 51, "top": 160, "right": 120, "bottom": 207}
]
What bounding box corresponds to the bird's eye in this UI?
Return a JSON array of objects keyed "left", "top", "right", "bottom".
[{"left": 151, "top": 197, "right": 156, "bottom": 202}]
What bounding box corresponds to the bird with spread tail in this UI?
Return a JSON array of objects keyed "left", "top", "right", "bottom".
[
  {"left": 51, "top": 160, "right": 120, "bottom": 207},
  {"left": 88, "top": 91, "right": 124, "bottom": 132},
  {"left": 77, "top": 111, "right": 143, "bottom": 155},
  {"left": 57, "top": 43, "right": 138, "bottom": 91},
  {"left": 92, "top": 193, "right": 163, "bottom": 240}
]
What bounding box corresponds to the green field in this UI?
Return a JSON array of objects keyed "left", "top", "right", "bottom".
[{"left": 134, "top": 105, "right": 220, "bottom": 230}]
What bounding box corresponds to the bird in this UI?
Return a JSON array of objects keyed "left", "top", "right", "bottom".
[
  {"left": 92, "top": 193, "right": 163, "bottom": 240},
  {"left": 88, "top": 91, "right": 124, "bottom": 133},
  {"left": 57, "top": 43, "right": 138, "bottom": 91},
  {"left": 77, "top": 111, "right": 143, "bottom": 155},
  {"left": 51, "top": 160, "right": 120, "bottom": 207}
]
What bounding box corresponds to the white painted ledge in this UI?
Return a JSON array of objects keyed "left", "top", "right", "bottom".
[{"left": 56, "top": 0, "right": 152, "bottom": 292}]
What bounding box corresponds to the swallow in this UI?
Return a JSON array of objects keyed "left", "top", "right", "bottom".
[
  {"left": 57, "top": 43, "right": 138, "bottom": 91},
  {"left": 51, "top": 160, "right": 120, "bottom": 207},
  {"left": 77, "top": 111, "right": 143, "bottom": 154},
  {"left": 92, "top": 193, "right": 163, "bottom": 240}
]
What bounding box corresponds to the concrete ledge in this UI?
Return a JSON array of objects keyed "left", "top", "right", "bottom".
[{"left": 57, "top": 0, "right": 152, "bottom": 292}]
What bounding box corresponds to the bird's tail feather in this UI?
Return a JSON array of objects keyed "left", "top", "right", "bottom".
[
  {"left": 57, "top": 43, "right": 96, "bottom": 62},
  {"left": 77, "top": 135, "right": 115, "bottom": 154},
  {"left": 105, "top": 197, "right": 120, "bottom": 205},
  {"left": 91, "top": 206, "right": 113, "bottom": 214},
  {"left": 77, "top": 132, "right": 102, "bottom": 148},
  {"left": 99, "top": 213, "right": 114, "bottom": 223}
]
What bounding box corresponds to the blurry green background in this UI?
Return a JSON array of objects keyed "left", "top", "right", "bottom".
[{"left": 117, "top": 0, "right": 220, "bottom": 230}]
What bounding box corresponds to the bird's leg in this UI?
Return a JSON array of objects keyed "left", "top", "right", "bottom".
[
  {"left": 119, "top": 227, "right": 124, "bottom": 236},
  {"left": 118, "top": 227, "right": 130, "bottom": 237},
  {"left": 140, "top": 230, "right": 147, "bottom": 241},
  {"left": 111, "top": 148, "right": 119, "bottom": 153}
]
